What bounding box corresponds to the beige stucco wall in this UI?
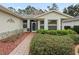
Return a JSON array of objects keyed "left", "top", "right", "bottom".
[
  {"left": 0, "top": 11, "right": 23, "bottom": 33},
  {"left": 62, "top": 20, "right": 79, "bottom": 29}
]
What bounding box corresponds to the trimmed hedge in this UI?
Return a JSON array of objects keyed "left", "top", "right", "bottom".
[
  {"left": 30, "top": 34, "right": 74, "bottom": 55},
  {"left": 37, "top": 29, "right": 76, "bottom": 35}
]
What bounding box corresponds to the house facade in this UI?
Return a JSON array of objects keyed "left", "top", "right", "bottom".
[
  {"left": 23, "top": 10, "right": 73, "bottom": 32},
  {"left": 0, "top": 5, "right": 74, "bottom": 39}
]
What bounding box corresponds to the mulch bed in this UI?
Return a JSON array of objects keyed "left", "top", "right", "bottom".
[{"left": 0, "top": 32, "right": 30, "bottom": 55}]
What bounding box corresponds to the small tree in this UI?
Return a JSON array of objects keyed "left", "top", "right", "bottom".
[
  {"left": 63, "top": 4, "right": 79, "bottom": 16},
  {"left": 8, "top": 7, "right": 16, "bottom": 12},
  {"left": 47, "top": 3, "right": 59, "bottom": 11}
]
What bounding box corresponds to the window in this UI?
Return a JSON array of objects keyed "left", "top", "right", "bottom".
[
  {"left": 48, "top": 26, "right": 57, "bottom": 30},
  {"left": 23, "top": 20, "right": 27, "bottom": 28},
  {"left": 23, "top": 20, "right": 27, "bottom": 23},
  {"left": 23, "top": 23, "right": 27, "bottom": 28},
  {"left": 48, "top": 20, "right": 57, "bottom": 24},
  {"left": 48, "top": 20, "right": 57, "bottom": 30},
  {"left": 40, "top": 21, "right": 44, "bottom": 29},
  {"left": 40, "top": 21, "right": 44, "bottom": 24},
  {"left": 64, "top": 26, "right": 71, "bottom": 29},
  {"left": 73, "top": 25, "right": 79, "bottom": 33},
  {"left": 40, "top": 26, "right": 44, "bottom": 29}
]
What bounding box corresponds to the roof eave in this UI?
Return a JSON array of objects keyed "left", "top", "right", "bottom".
[
  {"left": 34, "top": 10, "right": 74, "bottom": 18},
  {"left": 0, "top": 5, "right": 24, "bottom": 20}
]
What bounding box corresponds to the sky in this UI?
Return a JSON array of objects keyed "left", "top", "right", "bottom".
[{"left": 0, "top": 3, "right": 76, "bottom": 11}]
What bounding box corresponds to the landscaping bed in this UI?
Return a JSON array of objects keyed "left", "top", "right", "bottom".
[
  {"left": 30, "top": 29, "right": 79, "bottom": 55},
  {"left": 0, "top": 32, "right": 30, "bottom": 55}
]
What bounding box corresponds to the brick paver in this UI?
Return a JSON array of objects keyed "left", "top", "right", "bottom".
[
  {"left": 9, "top": 32, "right": 35, "bottom": 55},
  {"left": 75, "top": 45, "right": 79, "bottom": 55}
]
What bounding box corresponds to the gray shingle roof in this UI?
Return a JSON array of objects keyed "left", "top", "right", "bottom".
[{"left": 63, "top": 16, "right": 79, "bottom": 22}]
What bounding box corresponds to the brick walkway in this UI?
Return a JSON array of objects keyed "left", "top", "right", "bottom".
[
  {"left": 9, "top": 32, "right": 35, "bottom": 55},
  {"left": 75, "top": 45, "right": 79, "bottom": 55}
]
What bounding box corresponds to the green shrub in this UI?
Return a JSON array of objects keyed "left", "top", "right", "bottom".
[
  {"left": 37, "top": 29, "right": 76, "bottom": 35},
  {"left": 37, "top": 29, "right": 47, "bottom": 34},
  {"left": 30, "top": 34, "right": 74, "bottom": 55},
  {"left": 74, "top": 35, "right": 79, "bottom": 44},
  {"left": 56, "top": 30, "right": 68, "bottom": 35},
  {"left": 46, "top": 30, "right": 57, "bottom": 35},
  {"left": 69, "top": 34, "right": 79, "bottom": 44},
  {"left": 67, "top": 29, "right": 77, "bottom": 34}
]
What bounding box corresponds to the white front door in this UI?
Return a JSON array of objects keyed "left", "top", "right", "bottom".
[{"left": 31, "top": 22, "right": 36, "bottom": 32}]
